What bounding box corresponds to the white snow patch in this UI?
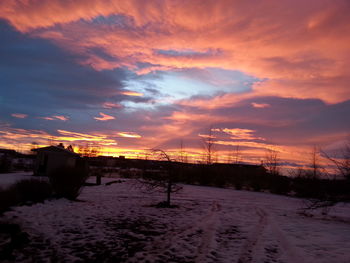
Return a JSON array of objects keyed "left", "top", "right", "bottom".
[{"left": 0, "top": 172, "right": 35, "bottom": 188}]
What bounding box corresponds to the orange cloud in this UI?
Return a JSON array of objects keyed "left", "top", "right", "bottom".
[
  {"left": 0, "top": 123, "right": 336, "bottom": 169},
  {"left": 38, "top": 116, "right": 55, "bottom": 120},
  {"left": 0, "top": 127, "right": 48, "bottom": 141},
  {"left": 217, "top": 128, "right": 266, "bottom": 141},
  {"left": 38, "top": 115, "right": 69, "bottom": 121},
  {"left": 11, "top": 113, "right": 28, "bottom": 119},
  {"left": 251, "top": 103, "right": 270, "bottom": 109},
  {"left": 164, "top": 111, "right": 229, "bottom": 123},
  {"left": 198, "top": 133, "right": 216, "bottom": 138},
  {"left": 117, "top": 132, "right": 141, "bottom": 138},
  {"left": 57, "top": 129, "right": 117, "bottom": 145},
  {"left": 103, "top": 102, "right": 122, "bottom": 109},
  {"left": 120, "top": 91, "right": 143, "bottom": 97},
  {"left": 214, "top": 140, "right": 278, "bottom": 153},
  {"left": 52, "top": 115, "right": 69, "bottom": 121},
  {"left": 1, "top": 125, "right": 142, "bottom": 158},
  {"left": 94, "top": 112, "right": 115, "bottom": 121}
]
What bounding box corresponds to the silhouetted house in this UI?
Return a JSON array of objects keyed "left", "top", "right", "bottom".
[
  {"left": 0, "top": 149, "right": 17, "bottom": 157},
  {"left": 0, "top": 149, "right": 17, "bottom": 173},
  {"left": 32, "top": 144, "right": 80, "bottom": 176}
]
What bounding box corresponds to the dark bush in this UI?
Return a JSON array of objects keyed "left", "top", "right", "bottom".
[
  {"left": 233, "top": 180, "right": 244, "bottom": 190},
  {"left": 269, "top": 175, "right": 291, "bottom": 195},
  {"left": 49, "top": 162, "right": 89, "bottom": 200},
  {"left": 0, "top": 187, "right": 18, "bottom": 213},
  {"left": 0, "top": 179, "right": 52, "bottom": 213},
  {"left": 119, "top": 168, "right": 143, "bottom": 178},
  {"left": 0, "top": 155, "right": 12, "bottom": 173},
  {"left": 251, "top": 180, "right": 262, "bottom": 192},
  {"left": 14, "top": 179, "right": 52, "bottom": 203},
  {"left": 292, "top": 176, "right": 322, "bottom": 198}
]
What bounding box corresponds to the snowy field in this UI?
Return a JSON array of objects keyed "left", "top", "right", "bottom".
[
  {"left": 0, "top": 172, "right": 35, "bottom": 188},
  {"left": 1, "top": 176, "right": 350, "bottom": 262}
]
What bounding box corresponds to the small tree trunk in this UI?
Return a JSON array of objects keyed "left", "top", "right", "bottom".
[{"left": 166, "top": 180, "right": 171, "bottom": 206}]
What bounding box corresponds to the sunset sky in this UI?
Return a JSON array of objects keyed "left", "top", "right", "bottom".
[{"left": 1, "top": 0, "right": 350, "bottom": 167}]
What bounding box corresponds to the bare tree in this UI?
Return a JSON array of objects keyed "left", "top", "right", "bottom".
[
  {"left": 77, "top": 144, "right": 100, "bottom": 157},
  {"left": 47, "top": 136, "right": 55, "bottom": 146},
  {"left": 202, "top": 126, "right": 216, "bottom": 165},
  {"left": 143, "top": 151, "right": 150, "bottom": 160},
  {"left": 310, "top": 146, "right": 323, "bottom": 178},
  {"left": 303, "top": 142, "right": 350, "bottom": 213},
  {"left": 264, "top": 148, "right": 280, "bottom": 176},
  {"left": 291, "top": 146, "right": 324, "bottom": 178},
  {"left": 66, "top": 145, "right": 74, "bottom": 152},
  {"left": 140, "top": 149, "right": 182, "bottom": 207},
  {"left": 322, "top": 138, "right": 350, "bottom": 179},
  {"left": 232, "top": 144, "right": 241, "bottom": 164},
  {"left": 177, "top": 140, "right": 188, "bottom": 163}
]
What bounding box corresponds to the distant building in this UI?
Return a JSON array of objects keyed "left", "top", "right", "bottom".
[
  {"left": 0, "top": 149, "right": 18, "bottom": 173},
  {"left": 87, "top": 155, "right": 127, "bottom": 167},
  {"left": 32, "top": 144, "right": 80, "bottom": 176},
  {"left": 0, "top": 148, "right": 34, "bottom": 173}
]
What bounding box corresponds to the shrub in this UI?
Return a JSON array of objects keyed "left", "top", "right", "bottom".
[
  {"left": 269, "top": 175, "right": 291, "bottom": 195},
  {"left": 0, "top": 187, "right": 18, "bottom": 213},
  {"left": 0, "top": 155, "right": 12, "bottom": 173},
  {"left": 250, "top": 179, "right": 263, "bottom": 192},
  {"left": 49, "top": 162, "right": 89, "bottom": 200},
  {"left": 0, "top": 179, "right": 52, "bottom": 213},
  {"left": 119, "top": 168, "right": 143, "bottom": 178},
  {"left": 292, "top": 176, "right": 322, "bottom": 198},
  {"left": 14, "top": 179, "right": 52, "bottom": 203},
  {"left": 233, "top": 180, "right": 244, "bottom": 190}
]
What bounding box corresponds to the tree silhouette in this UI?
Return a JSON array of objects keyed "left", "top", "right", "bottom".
[
  {"left": 264, "top": 148, "right": 280, "bottom": 176},
  {"left": 202, "top": 126, "right": 216, "bottom": 165},
  {"left": 140, "top": 149, "right": 182, "bottom": 207},
  {"left": 322, "top": 138, "right": 350, "bottom": 179},
  {"left": 303, "top": 141, "right": 350, "bottom": 212},
  {"left": 77, "top": 144, "right": 100, "bottom": 157}
]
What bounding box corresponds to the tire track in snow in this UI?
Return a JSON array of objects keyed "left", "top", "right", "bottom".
[
  {"left": 266, "top": 211, "right": 307, "bottom": 263},
  {"left": 237, "top": 207, "right": 308, "bottom": 263},
  {"left": 194, "top": 201, "right": 221, "bottom": 263},
  {"left": 237, "top": 207, "right": 268, "bottom": 263}
]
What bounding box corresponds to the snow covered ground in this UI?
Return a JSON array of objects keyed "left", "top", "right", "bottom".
[
  {"left": 1, "top": 176, "right": 350, "bottom": 262},
  {"left": 0, "top": 172, "right": 35, "bottom": 189}
]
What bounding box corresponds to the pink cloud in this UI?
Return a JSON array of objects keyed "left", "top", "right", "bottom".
[
  {"left": 94, "top": 112, "right": 115, "bottom": 121},
  {"left": 103, "top": 102, "right": 122, "bottom": 109},
  {"left": 1, "top": 0, "right": 349, "bottom": 103},
  {"left": 251, "top": 103, "right": 271, "bottom": 109},
  {"left": 218, "top": 128, "right": 266, "bottom": 141},
  {"left": 38, "top": 115, "right": 69, "bottom": 121},
  {"left": 1, "top": 0, "right": 349, "bottom": 168},
  {"left": 38, "top": 116, "right": 55, "bottom": 121},
  {"left": 11, "top": 113, "right": 28, "bottom": 119},
  {"left": 52, "top": 115, "right": 69, "bottom": 121},
  {"left": 57, "top": 129, "right": 117, "bottom": 145}
]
